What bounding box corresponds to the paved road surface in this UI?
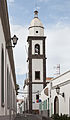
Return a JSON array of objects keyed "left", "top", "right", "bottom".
[
  {"left": 14, "top": 114, "right": 42, "bottom": 120},
  {"left": 14, "top": 114, "right": 52, "bottom": 120}
]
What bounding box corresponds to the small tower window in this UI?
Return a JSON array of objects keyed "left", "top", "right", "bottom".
[
  {"left": 36, "top": 31, "right": 38, "bottom": 33},
  {"left": 35, "top": 44, "right": 40, "bottom": 55},
  {"left": 35, "top": 71, "right": 40, "bottom": 80},
  {"left": 36, "top": 94, "right": 39, "bottom": 100}
]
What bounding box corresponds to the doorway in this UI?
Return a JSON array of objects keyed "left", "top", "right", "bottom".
[{"left": 54, "top": 96, "right": 59, "bottom": 114}]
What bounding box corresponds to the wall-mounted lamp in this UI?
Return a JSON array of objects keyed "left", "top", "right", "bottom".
[
  {"left": 56, "top": 85, "right": 64, "bottom": 97},
  {"left": 6, "top": 35, "right": 18, "bottom": 48}
]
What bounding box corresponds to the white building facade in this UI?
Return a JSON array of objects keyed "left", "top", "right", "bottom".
[
  {"left": 50, "top": 70, "right": 70, "bottom": 117},
  {"left": 23, "top": 80, "right": 29, "bottom": 113},
  {"left": 39, "top": 83, "right": 51, "bottom": 117},
  {"left": 0, "top": 0, "right": 17, "bottom": 119},
  {"left": 40, "top": 70, "right": 70, "bottom": 117}
]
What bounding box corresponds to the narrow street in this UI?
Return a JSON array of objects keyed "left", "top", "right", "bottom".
[
  {"left": 1, "top": 0, "right": 70, "bottom": 120},
  {"left": 14, "top": 114, "right": 42, "bottom": 120},
  {"left": 14, "top": 114, "right": 52, "bottom": 120}
]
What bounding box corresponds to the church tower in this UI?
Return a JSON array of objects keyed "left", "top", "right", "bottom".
[{"left": 27, "top": 10, "right": 46, "bottom": 113}]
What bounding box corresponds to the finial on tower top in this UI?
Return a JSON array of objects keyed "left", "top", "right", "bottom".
[{"left": 34, "top": 10, "right": 38, "bottom": 18}]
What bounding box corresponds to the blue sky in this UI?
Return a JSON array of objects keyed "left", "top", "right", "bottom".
[
  {"left": 7, "top": 0, "right": 70, "bottom": 93},
  {"left": 7, "top": 0, "right": 70, "bottom": 26}
]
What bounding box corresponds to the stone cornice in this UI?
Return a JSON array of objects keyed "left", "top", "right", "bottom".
[{"left": 27, "top": 36, "right": 46, "bottom": 42}]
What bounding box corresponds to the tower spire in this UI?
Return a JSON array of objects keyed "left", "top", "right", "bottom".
[{"left": 34, "top": 10, "right": 38, "bottom": 18}]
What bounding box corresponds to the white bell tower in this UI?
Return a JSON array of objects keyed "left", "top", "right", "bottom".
[{"left": 27, "top": 10, "right": 46, "bottom": 113}]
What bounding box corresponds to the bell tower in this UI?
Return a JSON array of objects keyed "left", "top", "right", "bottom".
[{"left": 27, "top": 10, "right": 46, "bottom": 113}]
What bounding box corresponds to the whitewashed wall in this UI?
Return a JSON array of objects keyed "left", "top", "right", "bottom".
[
  {"left": 0, "top": 18, "right": 6, "bottom": 115},
  {"left": 51, "top": 71, "right": 70, "bottom": 116},
  {"left": 32, "top": 59, "right": 43, "bottom": 110},
  {"left": 32, "top": 59, "right": 43, "bottom": 82},
  {"left": 40, "top": 83, "right": 50, "bottom": 102},
  {"left": 39, "top": 71, "right": 70, "bottom": 117},
  {"left": 29, "top": 27, "right": 44, "bottom": 36},
  {"left": 0, "top": 18, "right": 16, "bottom": 116},
  {"left": 32, "top": 84, "right": 43, "bottom": 110},
  {"left": 23, "top": 84, "right": 29, "bottom": 112}
]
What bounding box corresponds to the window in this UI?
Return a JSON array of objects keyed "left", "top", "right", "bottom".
[
  {"left": 36, "top": 31, "right": 38, "bottom": 33},
  {"left": 48, "top": 98, "right": 49, "bottom": 110},
  {"left": 1, "top": 48, "right": 4, "bottom": 107},
  {"left": 35, "top": 44, "right": 40, "bottom": 54},
  {"left": 36, "top": 94, "right": 39, "bottom": 100},
  {"left": 7, "top": 67, "right": 9, "bottom": 108},
  {"left": 35, "top": 71, "right": 40, "bottom": 80},
  {"left": 7, "top": 68, "right": 11, "bottom": 109}
]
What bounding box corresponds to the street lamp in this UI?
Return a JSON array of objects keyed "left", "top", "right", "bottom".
[
  {"left": 56, "top": 85, "right": 64, "bottom": 97},
  {"left": 6, "top": 35, "right": 18, "bottom": 48}
]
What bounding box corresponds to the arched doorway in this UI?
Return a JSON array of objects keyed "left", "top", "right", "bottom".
[{"left": 54, "top": 96, "right": 59, "bottom": 114}]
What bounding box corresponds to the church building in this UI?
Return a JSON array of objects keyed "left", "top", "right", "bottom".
[{"left": 27, "top": 10, "right": 46, "bottom": 113}]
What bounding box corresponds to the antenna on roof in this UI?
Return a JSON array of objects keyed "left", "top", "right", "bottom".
[
  {"left": 34, "top": 0, "right": 40, "bottom": 11},
  {"left": 34, "top": 0, "right": 39, "bottom": 18},
  {"left": 53, "top": 64, "right": 60, "bottom": 77}
]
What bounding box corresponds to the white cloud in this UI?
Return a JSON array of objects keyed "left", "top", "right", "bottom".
[
  {"left": 10, "top": 24, "right": 29, "bottom": 75},
  {"left": 45, "top": 23, "right": 70, "bottom": 77},
  {"left": 10, "top": 22, "right": 70, "bottom": 78}
]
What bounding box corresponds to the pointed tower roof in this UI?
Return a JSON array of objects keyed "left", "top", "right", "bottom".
[{"left": 29, "top": 10, "right": 44, "bottom": 29}]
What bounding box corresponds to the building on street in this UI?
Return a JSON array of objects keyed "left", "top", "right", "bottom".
[
  {"left": 27, "top": 10, "right": 46, "bottom": 113},
  {"left": 40, "top": 70, "right": 70, "bottom": 117},
  {"left": 39, "top": 77, "right": 52, "bottom": 117},
  {"left": 23, "top": 10, "right": 47, "bottom": 114},
  {"left": 0, "top": 0, "right": 17, "bottom": 119},
  {"left": 50, "top": 70, "right": 70, "bottom": 116},
  {"left": 17, "top": 99, "right": 24, "bottom": 114},
  {"left": 23, "top": 76, "right": 52, "bottom": 114}
]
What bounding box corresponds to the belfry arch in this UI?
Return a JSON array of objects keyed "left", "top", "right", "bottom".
[{"left": 35, "top": 44, "right": 40, "bottom": 54}]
